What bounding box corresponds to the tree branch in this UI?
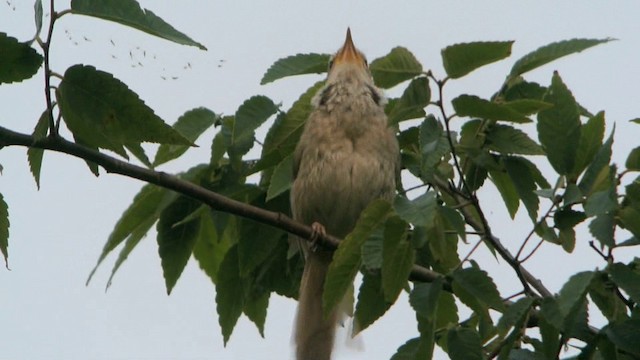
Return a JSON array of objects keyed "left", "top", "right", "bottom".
[{"left": 0, "top": 125, "right": 444, "bottom": 283}]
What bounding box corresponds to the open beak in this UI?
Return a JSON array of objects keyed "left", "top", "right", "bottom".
[{"left": 333, "top": 28, "right": 365, "bottom": 66}]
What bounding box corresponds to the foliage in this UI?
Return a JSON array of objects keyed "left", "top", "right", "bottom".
[{"left": 1, "top": 1, "right": 639, "bottom": 359}]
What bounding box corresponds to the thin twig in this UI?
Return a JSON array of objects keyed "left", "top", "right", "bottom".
[
  {"left": 41, "top": 0, "right": 58, "bottom": 136},
  {"left": 516, "top": 198, "right": 560, "bottom": 261}
]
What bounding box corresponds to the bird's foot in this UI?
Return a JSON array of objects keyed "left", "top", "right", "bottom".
[{"left": 309, "top": 222, "right": 327, "bottom": 252}]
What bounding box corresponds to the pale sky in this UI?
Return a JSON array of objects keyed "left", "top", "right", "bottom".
[{"left": 1, "top": 1, "right": 639, "bottom": 359}]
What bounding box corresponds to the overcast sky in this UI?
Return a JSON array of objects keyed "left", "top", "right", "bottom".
[{"left": 1, "top": 1, "right": 639, "bottom": 359}]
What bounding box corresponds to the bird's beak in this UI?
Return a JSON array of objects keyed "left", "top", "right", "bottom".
[{"left": 333, "top": 28, "right": 365, "bottom": 67}]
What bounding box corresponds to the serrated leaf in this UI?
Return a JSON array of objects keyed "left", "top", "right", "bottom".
[
  {"left": 509, "top": 38, "right": 613, "bottom": 77},
  {"left": 0, "top": 193, "right": 8, "bottom": 268},
  {"left": 70, "top": 0, "right": 206, "bottom": 49},
  {"left": 557, "top": 271, "right": 594, "bottom": 317},
  {"left": 381, "top": 216, "right": 413, "bottom": 303},
  {"left": 554, "top": 209, "right": 586, "bottom": 230},
  {"left": 237, "top": 219, "right": 283, "bottom": 276},
  {"left": 266, "top": 154, "right": 293, "bottom": 201},
  {"left": 452, "top": 267, "right": 505, "bottom": 311},
  {"left": 216, "top": 245, "right": 244, "bottom": 345},
  {"left": 486, "top": 124, "right": 544, "bottom": 155},
  {"left": 243, "top": 291, "right": 269, "bottom": 338},
  {"left": 419, "top": 115, "right": 450, "bottom": 173},
  {"left": 388, "top": 76, "right": 430, "bottom": 124},
  {"left": 589, "top": 214, "right": 615, "bottom": 248},
  {"left": 537, "top": 72, "right": 581, "bottom": 175},
  {"left": 504, "top": 99, "right": 553, "bottom": 115},
  {"left": 394, "top": 192, "right": 437, "bottom": 227},
  {"left": 589, "top": 272, "right": 626, "bottom": 322},
  {"left": 193, "top": 210, "right": 233, "bottom": 284},
  {"left": 261, "top": 53, "right": 330, "bottom": 85},
  {"left": 452, "top": 95, "right": 530, "bottom": 123},
  {"left": 86, "top": 184, "right": 171, "bottom": 285},
  {"left": 410, "top": 277, "right": 443, "bottom": 360},
  {"left": 626, "top": 147, "right": 640, "bottom": 171},
  {"left": 490, "top": 169, "right": 520, "bottom": 219},
  {"left": 497, "top": 297, "right": 535, "bottom": 337},
  {"left": 157, "top": 195, "right": 201, "bottom": 294},
  {"left": 369, "top": 47, "right": 423, "bottom": 89},
  {"left": 584, "top": 187, "right": 617, "bottom": 217},
  {"left": 573, "top": 111, "right": 605, "bottom": 178},
  {"left": 323, "top": 199, "right": 392, "bottom": 316},
  {"left": 254, "top": 81, "right": 324, "bottom": 174},
  {"left": 353, "top": 273, "right": 392, "bottom": 335},
  {"left": 503, "top": 80, "right": 547, "bottom": 102},
  {"left": 34, "top": 0, "right": 43, "bottom": 37},
  {"left": 390, "top": 338, "right": 422, "bottom": 360},
  {"left": 579, "top": 130, "right": 613, "bottom": 195},
  {"left": 0, "top": 32, "right": 43, "bottom": 84},
  {"left": 58, "top": 65, "right": 191, "bottom": 157},
  {"left": 446, "top": 327, "right": 483, "bottom": 360},
  {"left": 603, "top": 319, "right": 640, "bottom": 357},
  {"left": 233, "top": 95, "right": 278, "bottom": 143},
  {"left": 154, "top": 107, "right": 217, "bottom": 167},
  {"left": 361, "top": 229, "right": 383, "bottom": 271},
  {"left": 504, "top": 156, "right": 539, "bottom": 221},
  {"left": 442, "top": 41, "right": 513, "bottom": 79},
  {"left": 27, "top": 110, "right": 49, "bottom": 189},
  {"left": 609, "top": 263, "right": 640, "bottom": 304}
]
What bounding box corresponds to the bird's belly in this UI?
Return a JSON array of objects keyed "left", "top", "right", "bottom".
[{"left": 293, "top": 147, "right": 394, "bottom": 238}]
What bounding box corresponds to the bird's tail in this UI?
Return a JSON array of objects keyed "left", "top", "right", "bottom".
[{"left": 295, "top": 251, "right": 337, "bottom": 360}]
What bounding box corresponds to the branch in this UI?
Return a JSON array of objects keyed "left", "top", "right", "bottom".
[{"left": 0, "top": 125, "right": 443, "bottom": 283}]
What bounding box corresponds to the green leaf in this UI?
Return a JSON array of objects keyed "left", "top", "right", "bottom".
[
  {"left": 452, "top": 267, "right": 505, "bottom": 311},
  {"left": 381, "top": 216, "right": 413, "bottom": 303},
  {"left": 34, "top": 0, "right": 43, "bottom": 37},
  {"left": 609, "top": 263, "right": 640, "bottom": 304},
  {"left": 70, "top": 0, "right": 206, "bottom": 49},
  {"left": 0, "top": 193, "right": 8, "bottom": 268},
  {"left": 237, "top": 219, "right": 283, "bottom": 276},
  {"left": 452, "top": 95, "right": 530, "bottom": 123},
  {"left": 233, "top": 95, "right": 278, "bottom": 144},
  {"left": 486, "top": 124, "right": 544, "bottom": 155},
  {"left": 266, "top": 154, "right": 293, "bottom": 201},
  {"left": 86, "top": 184, "right": 171, "bottom": 285},
  {"left": 446, "top": 327, "right": 483, "bottom": 360},
  {"left": 153, "top": 107, "right": 218, "bottom": 167},
  {"left": 509, "top": 38, "right": 613, "bottom": 77},
  {"left": 254, "top": 81, "right": 324, "bottom": 174},
  {"left": 58, "top": 65, "right": 191, "bottom": 157},
  {"left": 0, "top": 32, "right": 43, "bottom": 84},
  {"left": 503, "top": 157, "right": 540, "bottom": 222},
  {"left": 410, "top": 278, "right": 443, "bottom": 360},
  {"left": 125, "top": 142, "right": 152, "bottom": 168},
  {"left": 584, "top": 188, "right": 617, "bottom": 217},
  {"left": 579, "top": 131, "right": 613, "bottom": 195},
  {"left": 603, "top": 319, "right": 640, "bottom": 357},
  {"left": 573, "top": 111, "right": 605, "bottom": 178},
  {"left": 589, "top": 272, "right": 627, "bottom": 322},
  {"left": 388, "top": 76, "right": 430, "bottom": 124},
  {"left": 394, "top": 192, "right": 437, "bottom": 227},
  {"left": 323, "top": 199, "right": 392, "bottom": 316},
  {"left": 157, "top": 195, "right": 201, "bottom": 294},
  {"left": 193, "top": 211, "right": 233, "bottom": 284},
  {"left": 419, "top": 115, "right": 450, "bottom": 174},
  {"left": 390, "top": 338, "right": 422, "bottom": 360},
  {"left": 216, "top": 245, "right": 244, "bottom": 345},
  {"left": 504, "top": 99, "right": 553, "bottom": 115},
  {"left": 105, "top": 216, "right": 156, "bottom": 290},
  {"left": 353, "top": 273, "right": 392, "bottom": 335},
  {"left": 370, "top": 47, "right": 423, "bottom": 89},
  {"left": 626, "top": 147, "right": 640, "bottom": 171},
  {"left": 243, "top": 291, "right": 269, "bottom": 338},
  {"left": 557, "top": 271, "right": 594, "bottom": 319},
  {"left": 442, "top": 41, "right": 513, "bottom": 79},
  {"left": 589, "top": 214, "right": 615, "bottom": 248},
  {"left": 27, "top": 110, "right": 49, "bottom": 189},
  {"left": 260, "top": 53, "right": 330, "bottom": 84},
  {"left": 537, "top": 71, "right": 581, "bottom": 175},
  {"left": 553, "top": 209, "right": 586, "bottom": 230},
  {"left": 490, "top": 169, "right": 520, "bottom": 219},
  {"left": 497, "top": 297, "right": 535, "bottom": 337}
]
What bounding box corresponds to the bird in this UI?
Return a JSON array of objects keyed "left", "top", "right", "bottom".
[{"left": 291, "top": 28, "right": 400, "bottom": 360}]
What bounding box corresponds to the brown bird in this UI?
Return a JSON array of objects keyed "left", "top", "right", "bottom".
[{"left": 291, "top": 28, "right": 400, "bottom": 360}]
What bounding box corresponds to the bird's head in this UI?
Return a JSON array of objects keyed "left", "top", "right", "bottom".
[{"left": 326, "top": 28, "right": 372, "bottom": 84}]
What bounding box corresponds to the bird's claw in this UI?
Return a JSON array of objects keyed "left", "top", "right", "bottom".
[{"left": 309, "top": 222, "right": 327, "bottom": 252}]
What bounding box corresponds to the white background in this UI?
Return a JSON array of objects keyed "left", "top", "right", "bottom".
[{"left": 1, "top": 1, "right": 639, "bottom": 359}]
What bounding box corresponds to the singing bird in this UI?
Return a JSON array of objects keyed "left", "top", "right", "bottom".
[{"left": 291, "top": 28, "right": 400, "bottom": 360}]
